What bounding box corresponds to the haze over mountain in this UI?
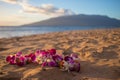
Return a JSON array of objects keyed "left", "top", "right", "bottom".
[{"left": 22, "top": 14, "right": 120, "bottom": 27}]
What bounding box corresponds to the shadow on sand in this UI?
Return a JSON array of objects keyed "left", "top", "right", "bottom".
[{"left": 0, "top": 60, "right": 119, "bottom": 80}]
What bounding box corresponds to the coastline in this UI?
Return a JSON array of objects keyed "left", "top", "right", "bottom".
[
  {"left": 0, "top": 26, "right": 119, "bottom": 39},
  {"left": 0, "top": 28, "right": 120, "bottom": 80}
]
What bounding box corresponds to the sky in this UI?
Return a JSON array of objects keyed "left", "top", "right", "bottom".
[{"left": 0, "top": 0, "right": 120, "bottom": 26}]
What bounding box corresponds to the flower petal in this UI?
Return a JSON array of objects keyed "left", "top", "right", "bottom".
[
  {"left": 48, "top": 61, "right": 57, "bottom": 67},
  {"left": 48, "top": 49, "right": 56, "bottom": 55},
  {"left": 16, "top": 52, "right": 22, "bottom": 56},
  {"left": 6, "top": 55, "right": 12, "bottom": 62}
]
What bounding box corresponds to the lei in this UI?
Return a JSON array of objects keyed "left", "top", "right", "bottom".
[{"left": 6, "top": 49, "right": 80, "bottom": 72}]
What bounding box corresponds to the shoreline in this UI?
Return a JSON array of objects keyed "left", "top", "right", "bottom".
[
  {"left": 0, "top": 28, "right": 120, "bottom": 80},
  {"left": 0, "top": 27, "right": 120, "bottom": 39}
]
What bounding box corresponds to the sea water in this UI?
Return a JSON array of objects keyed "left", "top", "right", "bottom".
[{"left": 0, "top": 26, "right": 118, "bottom": 38}]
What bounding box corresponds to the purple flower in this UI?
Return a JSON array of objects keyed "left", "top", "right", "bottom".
[
  {"left": 74, "top": 63, "right": 80, "bottom": 72},
  {"left": 69, "top": 67, "right": 74, "bottom": 71},
  {"left": 70, "top": 53, "right": 78, "bottom": 58},
  {"left": 52, "top": 54, "right": 63, "bottom": 62},
  {"left": 68, "top": 61, "right": 80, "bottom": 72},
  {"left": 5, "top": 48, "right": 81, "bottom": 72},
  {"left": 64, "top": 56, "right": 73, "bottom": 62},
  {"left": 48, "top": 61, "right": 57, "bottom": 67}
]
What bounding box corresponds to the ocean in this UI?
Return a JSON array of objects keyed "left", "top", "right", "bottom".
[{"left": 0, "top": 26, "right": 118, "bottom": 38}]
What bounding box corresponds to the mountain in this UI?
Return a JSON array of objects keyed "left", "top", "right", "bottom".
[{"left": 22, "top": 14, "right": 120, "bottom": 27}]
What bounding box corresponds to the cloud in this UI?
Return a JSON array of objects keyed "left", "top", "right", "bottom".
[
  {"left": 0, "top": 0, "right": 20, "bottom": 4},
  {"left": 0, "top": 0, "right": 75, "bottom": 17},
  {"left": 20, "top": 3, "right": 75, "bottom": 17}
]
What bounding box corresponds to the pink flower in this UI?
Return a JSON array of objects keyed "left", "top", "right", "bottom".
[
  {"left": 9, "top": 60, "right": 16, "bottom": 65},
  {"left": 5, "top": 48, "right": 81, "bottom": 72},
  {"left": 70, "top": 53, "right": 78, "bottom": 58},
  {"left": 26, "top": 58, "right": 32, "bottom": 64},
  {"left": 25, "top": 53, "right": 36, "bottom": 63},
  {"left": 31, "top": 54, "right": 36, "bottom": 62},
  {"left": 6, "top": 55, "right": 12, "bottom": 62},
  {"left": 19, "top": 56, "right": 25, "bottom": 61},
  {"left": 48, "top": 49, "right": 56, "bottom": 55},
  {"left": 41, "top": 62, "right": 47, "bottom": 67},
  {"left": 39, "top": 50, "right": 48, "bottom": 57},
  {"left": 71, "top": 53, "right": 80, "bottom": 62},
  {"left": 6, "top": 55, "right": 16, "bottom": 65},
  {"left": 16, "top": 56, "right": 26, "bottom": 66},
  {"left": 16, "top": 52, "right": 22, "bottom": 57},
  {"left": 35, "top": 50, "right": 41, "bottom": 56}
]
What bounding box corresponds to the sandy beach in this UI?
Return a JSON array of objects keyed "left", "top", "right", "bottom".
[{"left": 0, "top": 29, "right": 120, "bottom": 80}]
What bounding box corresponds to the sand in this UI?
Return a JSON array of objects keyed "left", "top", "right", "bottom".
[{"left": 0, "top": 28, "right": 120, "bottom": 80}]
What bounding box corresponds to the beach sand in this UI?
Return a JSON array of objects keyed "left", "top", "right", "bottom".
[{"left": 0, "top": 29, "right": 120, "bottom": 80}]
